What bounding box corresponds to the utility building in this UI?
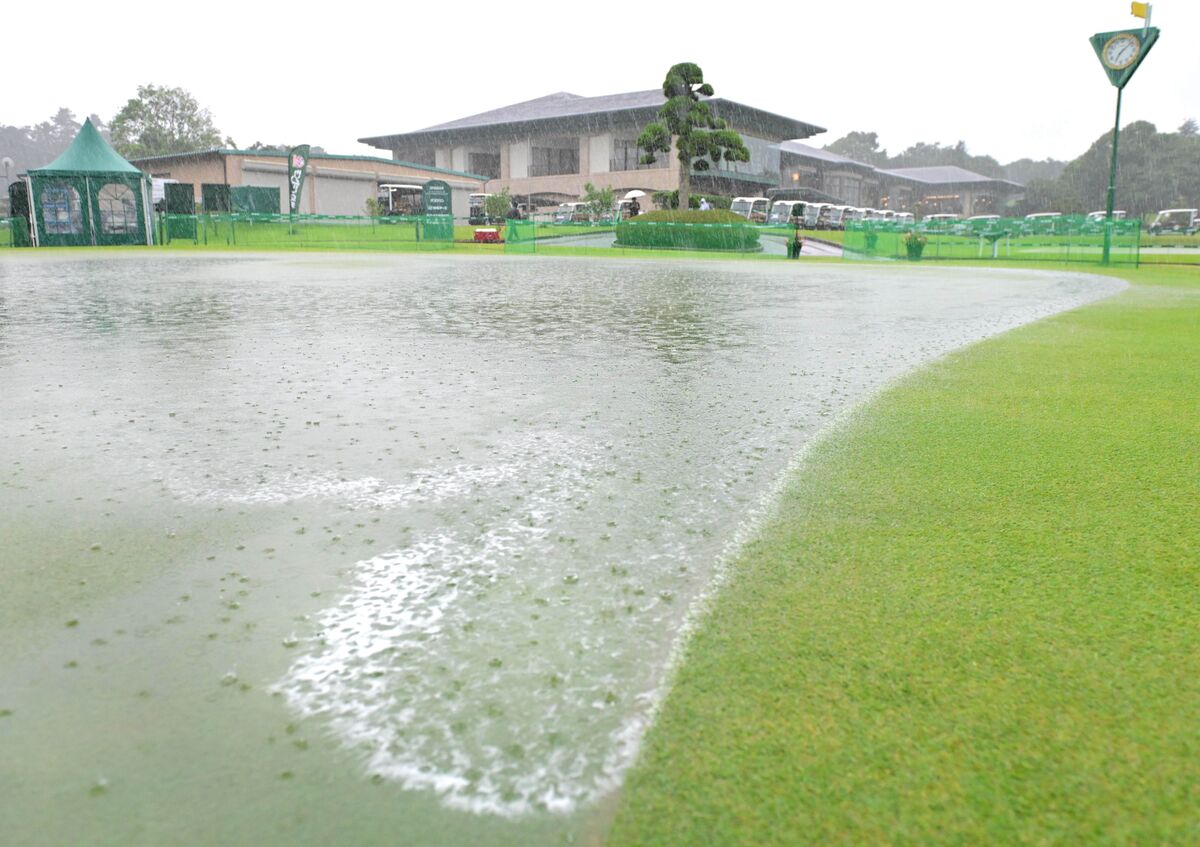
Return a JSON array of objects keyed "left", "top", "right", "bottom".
[{"left": 128, "top": 149, "right": 487, "bottom": 219}]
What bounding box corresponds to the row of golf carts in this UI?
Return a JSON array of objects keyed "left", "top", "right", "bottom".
[
  {"left": 732, "top": 196, "right": 1200, "bottom": 237},
  {"left": 732, "top": 197, "right": 915, "bottom": 230}
]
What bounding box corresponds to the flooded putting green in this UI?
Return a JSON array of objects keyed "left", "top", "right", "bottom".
[{"left": 0, "top": 253, "right": 1122, "bottom": 845}]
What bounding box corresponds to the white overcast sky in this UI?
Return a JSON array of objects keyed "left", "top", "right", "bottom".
[{"left": 5, "top": 1, "right": 1198, "bottom": 164}]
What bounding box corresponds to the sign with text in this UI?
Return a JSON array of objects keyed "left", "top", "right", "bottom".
[
  {"left": 421, "top": 179, "right": 452, "bottom": 216},
  {"left": 287, "top": 145, "right": 310, "bottom": 214}
]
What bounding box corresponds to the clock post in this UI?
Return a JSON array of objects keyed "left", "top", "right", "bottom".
[{"left": 1089, "top": 13, "right": 1159, "bottom": 264}]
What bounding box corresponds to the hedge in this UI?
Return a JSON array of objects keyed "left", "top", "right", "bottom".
[{"left": 615, "top": 210, "right": 761, "bottom": 251}]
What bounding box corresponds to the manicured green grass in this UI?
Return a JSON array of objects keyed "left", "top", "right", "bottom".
[
  {"left": 608, "top": 265, "right": 1200, "bottom": 846},
  {"left": 846, "top": 230, "right": 1144, "bottom": 266},
  {"left": 1138, "top": 251, "right": 1200, "bottom": 266},
  {"left": 1142, "top": 233, "right": 1200, "bottom": 248},
  {"left": 759, "top": 227, "right": 845, "bottom": 246}
]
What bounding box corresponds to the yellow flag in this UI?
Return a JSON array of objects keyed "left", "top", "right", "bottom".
[{"left": 1131, "top": 2, "right": 1149, "bottom": 18}]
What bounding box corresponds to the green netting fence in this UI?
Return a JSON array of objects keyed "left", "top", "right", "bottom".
[
  {"left": 157, "top": 213, "right": 456, "bottom": 250},
  {"left": 505, "top": 219, "right": 537, "bottom": 253},
  {"left": 0, "top": 217, "right": 30, "bottom": 247},
  {"left": 843, "top": 216, "right": 1142, "bottom": 265},
  {"left": 230, "top": 186, "right": 281, "bottom": 214}
]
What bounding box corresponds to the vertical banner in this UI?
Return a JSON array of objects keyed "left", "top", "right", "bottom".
[{"left": 287, "top": 145, "right": 311, "bottom": 214}]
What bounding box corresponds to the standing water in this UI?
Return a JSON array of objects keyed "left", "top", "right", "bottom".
[{"left": 0, "top": 253, "right": 1121, "bottom": 845}]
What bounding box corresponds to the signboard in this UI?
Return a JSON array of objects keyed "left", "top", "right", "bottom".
[
  {"left": 1089, "top": 27, "right": 1159, "bottom": 89},
  {"left": 422, "top": 179, "right": 452, "bottom": 216},
  {"left": 287, "top": 145, "right": 311, "bottom": 214}
]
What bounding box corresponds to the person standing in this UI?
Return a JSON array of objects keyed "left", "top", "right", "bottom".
[
  {"left": 629, "top": 197, "right": 640, "bottom": 217},
  {"left": 789, "top": 225, "right": 804, "bottom": 259}
]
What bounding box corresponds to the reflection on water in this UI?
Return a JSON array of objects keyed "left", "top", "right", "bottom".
[{"left": 0, "top": 253, "right": 1121, "bottom": 845}]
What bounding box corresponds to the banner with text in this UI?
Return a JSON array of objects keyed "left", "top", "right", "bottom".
[{"left": 287, "top": 145, "right": 311, "bottom": 214}]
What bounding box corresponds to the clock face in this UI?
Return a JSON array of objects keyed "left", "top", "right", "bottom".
[{"left": 1103, "top": 34, "right": 1140, "bottom": 69}]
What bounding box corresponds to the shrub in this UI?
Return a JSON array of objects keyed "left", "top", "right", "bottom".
[
  {"left": 904, "top": 230, "right": 927, "bottom": 260},
  {"left": 484, "top": 189, "right": 512, "bottom": 220},
  {"left": 615, "top": 209, "right": 761, "bottom": 251}
]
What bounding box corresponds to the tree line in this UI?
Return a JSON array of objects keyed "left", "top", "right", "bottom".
[
  {"left": 0, "top": 109, "right": 108, "bottom": 182},
  {"left": 824, "top": 121, "right": 1200, "bottom": 217},
  {"left": 2, "top": 85, "right": 325, "bottom": 184}
]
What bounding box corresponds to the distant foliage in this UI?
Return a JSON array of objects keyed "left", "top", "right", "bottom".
[
  {"left": 1015, "top": 178, "right": 1083, "bottom": 216},
  {"left": 247, "top": 141, "right": 327, "bottom": 154},
  {"left": 652, "top": 190, "right": 731, "bottom": 210},
  {"left": 1023, "top": 121, "right": 1200, "bottom": 216},
  {"left": 0, "top": 108, "right": 107, "bottom": 178},
  {"left": 110, "top": 84, "right": 225, "bottom": 159},
  {"left": 484, "top": 188, "right": 512, "bottom": 219},
  {"left": 891, "top": 140, "right": 1005, "bottom": 178},
  {"left": 822, "top": 124, "right": 1200, "bottom": 216},
  {"left": 824, "top": 131, "right": 889, "bottom": 166},
  {"left": 582, "top": 182, "right": 615, "bottom": 218},
  {"left": 823, "top": 132, "right": 1003, "bottom": 177},
  {"left": 1003, "top": 158, "right": 1068, "bottom": 185},
  {"left": 637, "top": 63, "right": 749, "bottom": 211}
]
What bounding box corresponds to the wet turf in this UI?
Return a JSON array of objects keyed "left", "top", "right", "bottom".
[{"left": 608, "top": 265, "right": 1200, "bottom": 846}]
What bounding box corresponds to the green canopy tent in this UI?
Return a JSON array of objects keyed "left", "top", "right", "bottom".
[{"left": 20, "top": 118, "right": 152, "bottom": 247}]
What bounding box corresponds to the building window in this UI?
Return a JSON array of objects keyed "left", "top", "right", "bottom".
[
  {"left": 825, "top": 173, "right": 863, "bottom": 206},
  {"left": 98, "top": 183, "right": 139, "bottom": 234},
  {"left": 530, "top": 138, "right": 579, "bottom": 177},
  {"left": 699, "top": 133, "right": 779, "bottom": 179},
  {"left": 41, "top": 183, "right": 83, "bottom": 234},
  {"left": 404, "top": 149, "right": 436, "bottom": 167},
  {"left": 610, "top": 138, "right": 664, "bottom": 171},
  {"left": 468, "top": 152, "right": 500, "bottom": 178}
]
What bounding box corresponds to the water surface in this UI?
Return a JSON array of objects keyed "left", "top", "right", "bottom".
[{"left": 0, "top": 253, "right": 1121, "bottom": 845}]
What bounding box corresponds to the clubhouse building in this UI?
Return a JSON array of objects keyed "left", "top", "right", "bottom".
[
  {"left": 121, "top": 91, "right": 1022, "bottom": 220},
  {"left": 359, "top": 90, "right": 826, "bottom": 208},
  {"left": 361, "top": 92, "right": 1023, "bottom": 216},
  {"left": 779, "top": 141, "right": 1025, "bottom": 217}
]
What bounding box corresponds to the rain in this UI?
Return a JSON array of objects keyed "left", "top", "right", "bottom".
[{"left": 0, "top": 251, "right": 1122, "bottom": 845}]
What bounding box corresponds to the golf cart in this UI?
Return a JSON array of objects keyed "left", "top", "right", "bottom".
[
  {"left": 1148, "top": 208, "right": 1199, "bottom": 235},
  {"left": 730, "top": 197, "right": 770, "bottom": 223}
]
